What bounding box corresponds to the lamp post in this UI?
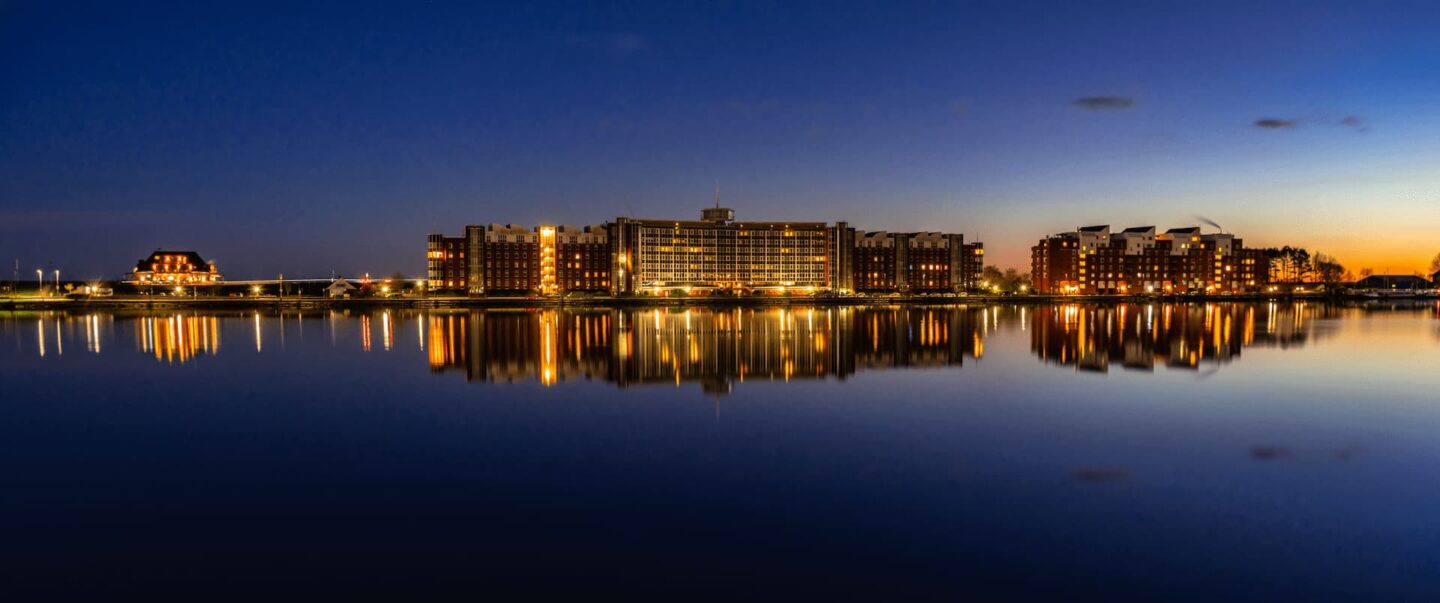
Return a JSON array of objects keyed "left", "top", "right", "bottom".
[
  {"left": 36, "top": 269, "right": 43, "bottom": 296},
  {"left": 54, "top": 269, "right": 60, "bottom": 293}
]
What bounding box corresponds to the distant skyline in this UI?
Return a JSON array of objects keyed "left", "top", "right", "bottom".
[{"left": 3, "top": 1, "right": 1439, "bottom": 279}]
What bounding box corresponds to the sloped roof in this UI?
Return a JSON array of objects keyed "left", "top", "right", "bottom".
[
  {"left": 1121, "top": 226, "right": 1155, "bottom": 233},
  {"left": 1355, "top": 275, "right": 1431, "bottom": 289},
  {"left": 135, "top": 251, "right": 211, "bottom": 272},
  {"left": 1165, "top": 227, "right": 1201, "bottom": 234},
  {"left": 1078, "top": 225, "right": 1109, "bottom": 232}
]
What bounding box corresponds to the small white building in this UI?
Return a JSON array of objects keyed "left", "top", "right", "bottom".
[{"left": 326, "top": 279, "right": 357, "bottom": 298}]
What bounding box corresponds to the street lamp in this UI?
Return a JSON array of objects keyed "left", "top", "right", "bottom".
[
  {"left": 36, "top": 269, "right": 43, "bottom": 296},
  {"left": 54, "top": 269, "right": 60, "bottom": 292}
]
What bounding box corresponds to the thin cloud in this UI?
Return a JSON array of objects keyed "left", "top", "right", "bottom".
[
  {"left": 1073, "top": 467, "right": 1131, "bottom": 483},
  {"left": 1337, "top": 115, "right": 1367, "bottom": 131},
  {"left": 1249, "top": 446, "right": 1292, "bottom": 460},
  {"left": 1254, "top": 118, "right": 1297, "bottom": 129},
  {"left": 1073, "top": 96, "right": 1135, "bottom": 110},
  {"left": 951, "top": 99, "right": 970, "bottom": 119}
]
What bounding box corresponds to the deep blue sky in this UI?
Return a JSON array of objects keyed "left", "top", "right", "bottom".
[{"left": 3, "top": 1, "right": 1438, "bottom": 279}]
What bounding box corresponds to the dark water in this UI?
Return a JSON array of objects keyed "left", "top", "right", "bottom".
[{"left": 3, "top": 302, "right": 1439, "bottom": 600}]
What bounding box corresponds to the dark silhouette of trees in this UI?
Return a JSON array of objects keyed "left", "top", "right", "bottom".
[
  {"left": 981, "top": 266, "right": 1032, "bottom": 292},
  {"left": 1264, "top": 246, "right": 1316, "bottom": 283},
  {"left": 1312, "top": 253, "right": 1346, "bottom": 287}
]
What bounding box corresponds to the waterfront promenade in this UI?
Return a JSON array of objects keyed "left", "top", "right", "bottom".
[{"left": 1, "top": 291, "right": 1355, "bottom": 312}]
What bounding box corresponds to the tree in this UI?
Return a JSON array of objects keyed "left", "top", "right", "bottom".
[
  {"left": 1312, "top": 253, "right": 1346, "bottom": 287},
  {"left": 980, "top": 266, "right": 1004, "bottom": 290},
  {"left": 1359, "top": 267, "right": 1374, "bottom": 279},
  {"left": 1264, "top": 246, "right": 1317, "bottom": 282},
  {"left": 1429, "top": 252, "right": 1440, "bottom": 275},
  {"left": 980, "top": 266, "right": 1031, "bottom": 292}
]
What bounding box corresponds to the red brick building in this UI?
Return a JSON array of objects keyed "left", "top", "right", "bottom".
[{"left": 1031, "top": 225, "right": 1269, "bottom": 294}]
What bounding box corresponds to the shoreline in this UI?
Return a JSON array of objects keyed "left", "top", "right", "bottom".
[{"left": 1, "top": 292, "right": 1423, "bottom": 312}]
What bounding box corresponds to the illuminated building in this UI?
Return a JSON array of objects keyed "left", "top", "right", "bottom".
[
  {"left": 958, "top": 242, "right": 984, "bottom": 290},
  {"left": 854, "top": 231, "right": 976, "bottom": 293},
  {"left": 555, "top": 225, "right": 613, "bottom": 292},
  {"left": 425, "top": 201, "right": 991, "bottom": 296},
  {"left": 1031, "top": 225, "right": 1270, "bottom": 294},
  {"left": 610, "top": 204, "right": 853, "bottom": 294},
  {"left": 129, "top": 251, "right": 222, "bottom": 285},
  {"left": 427, "top": 224, "right": 612, "bottom": 295},
  {"left": 426, "top": 235, "right": 466, "bottom": 290}
]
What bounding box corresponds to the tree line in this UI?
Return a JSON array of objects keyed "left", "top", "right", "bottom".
[{"left": 1263, "top": 246, "right": 1350, "bottom": 285}]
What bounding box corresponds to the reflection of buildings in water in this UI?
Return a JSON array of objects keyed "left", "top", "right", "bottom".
[
  {"left": 853, "top": 307, "right": 983, "bottom": 371},
  {"left": 136, "top": 314, "right": 220, "bottom": 363},
  {"left": 1029, "top": 302, "right": 1317, "bottom": 373},
  {"left": 428, "top": 310, "right": 613, "bottom": 386},
  {"left": 426, "top": 307, "right": 985, "bottom": 390}
]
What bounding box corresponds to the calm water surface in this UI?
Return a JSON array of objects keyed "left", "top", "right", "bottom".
[{"left": 3, "top": 302, "right": 1439, "bottom": 600}]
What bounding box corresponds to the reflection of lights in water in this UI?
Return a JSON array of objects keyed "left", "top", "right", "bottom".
[
  {"left": 85, "top": 314, "right": 101, "bottom": 354},
  {"left": 427, "top": 315, "right": 456, "bottom": 368},
  {"left": 137, "top": 314, "right": 219, "bottom": 363},
  {"left": 360, "top": 315, "right": 371, "bottom": 352},
  {"left": 37, "top": 316, "right": 45, "bottom": 358},
  {"left": 254, "top": 313, "right": 262, "bottom": 353},
  {"left": 424, "top": 306, "right": 989, "bottom": 389},
  {"left": 540, "top": 311, "right": 557, "bottom": 386},
  {"left": 381, "top": 311, "right": 392, "bottom": 352}
]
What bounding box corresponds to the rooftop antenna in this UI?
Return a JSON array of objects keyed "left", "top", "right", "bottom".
[{"left": 714, "top": 179, "right": 721, "bottom": 208}]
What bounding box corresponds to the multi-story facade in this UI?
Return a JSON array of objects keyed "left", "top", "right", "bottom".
[
  {"left": 853, "top": 231, "right": 977, "bottom": 293},
  {"left": 958, "top": 242, "right": 984, "bottom": 291},
  {"left": 426, "top": 203, "right": 980, "bottom": 296},
  {"left": 129, "top": 251, "right": 222, "bottom": 285},
  {"left": 426, "top": 235, "right": 466, "bottom": 291},
  {"left": 1031, "top": 225, "right": 1270, "bottom": 294},
  {"left": 555, "top": 225, "right": 612, "bottom": 293},
  {"left": 610, "top": 207, "right": 847, "bottom": 294}
]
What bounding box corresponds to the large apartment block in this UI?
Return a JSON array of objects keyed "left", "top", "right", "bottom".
[
  {"left": 427, "top": 203, "right": 980, "bottom": 296},
  {"left": 1031, "top": 225, "right": 1269, "bottom": 294},
  {"left": 854, "top": 231, "right": 981, "bottom": 292}
]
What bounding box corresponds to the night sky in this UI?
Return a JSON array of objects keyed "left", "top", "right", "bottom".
[{"left": 3, "top": 1, "right": 1438, "bottom": 280}]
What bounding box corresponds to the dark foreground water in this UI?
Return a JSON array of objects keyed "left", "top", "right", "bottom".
[{"left": 2, "top": 302, "right": 1438, "bottom": 600}]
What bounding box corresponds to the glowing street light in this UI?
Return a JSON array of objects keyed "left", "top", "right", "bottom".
[{"left": 36, "top": 269, "right": 43, "bottom": 296}]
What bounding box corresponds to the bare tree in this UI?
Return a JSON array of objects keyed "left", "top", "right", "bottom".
[{"left": 1312, "top": 253, "right": 1346, "bottom": 287}]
